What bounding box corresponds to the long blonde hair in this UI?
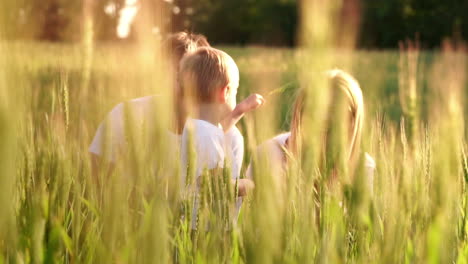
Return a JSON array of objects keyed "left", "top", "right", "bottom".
[{"left": 289, "top": 69, "right": 364, "bottom": 168}]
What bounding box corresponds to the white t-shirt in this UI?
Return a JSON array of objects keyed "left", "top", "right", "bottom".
[
  {"left": 89, "top": 95, "right": 180, "bottom": 162},
  {"left": 180, "top": 118, "right": 244, "bottom": 183},
  {"left": 180, "top": 118, "right": 244, "bottom": 229},
  {"left": 248, "top": 132, "right": 376, "bottom": 194},
  {"left": 246, "top": 132, "right": 291, "bottom": 180}
]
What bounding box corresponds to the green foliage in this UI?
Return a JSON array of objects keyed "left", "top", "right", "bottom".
[
  {"left": 0, "top": 40, "right": 467, "bottom": 263},
  {"left": 361, "top": 0, "right": 468, "bottom": 48},
  {"left": 5, "top": 0, "right": 467, "bottom": 47},
  {"left": 189, "top": 0, "right": 297, "bottom": 45}
]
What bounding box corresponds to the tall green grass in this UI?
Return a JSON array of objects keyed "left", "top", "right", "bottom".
[
  {"left": 0, "top": 2, "right": 467, "bottom": 264},
  {"left": 0, "top": 40, "right": 467, "bottom": 264}
]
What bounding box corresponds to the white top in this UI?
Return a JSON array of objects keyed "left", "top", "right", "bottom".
[
  {"left": 89, "top": 95, "right": 181, "bottom": 162},
  {"left": 180, "top": 118, "right": 244, "bottom": 183},
  {"left": 246, "top": 132, "right": 291, "bottom": 180},
  {"left": 180, "top": 118, "right": 244, "bottom": 229},
  {"left": 248, "top": 132, "right": 376, "bottom": 195}
]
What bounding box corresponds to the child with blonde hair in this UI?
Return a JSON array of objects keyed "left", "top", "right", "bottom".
[{"left": 179, "top": 47, "right": 264, "bottom": 228}]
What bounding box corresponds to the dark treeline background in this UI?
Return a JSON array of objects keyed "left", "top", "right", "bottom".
[{"left": 3, "top": 0, "right": 467, "bottom": 49}]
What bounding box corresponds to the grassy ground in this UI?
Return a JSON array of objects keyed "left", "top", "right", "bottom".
[{"left": 0, "top": 41, "right": 467, "bottom": 263}]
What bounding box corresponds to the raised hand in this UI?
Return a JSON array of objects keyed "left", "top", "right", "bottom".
[
  {"left": 221, "top": 93, "right": 265, "bottom": 132},
  {"left": 235, "top": 93, "right": 265, "bottom": 114}
]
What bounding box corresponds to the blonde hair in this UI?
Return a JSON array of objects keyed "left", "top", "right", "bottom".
[
  {"left": 163, "top": 32, "right": 210, "bottom": 63},
  {"left": 290, "top": 69, "right": 364, "bottom": 165},
  {"left": 179, "top": 47, "right": 239, "bottom": 103}
]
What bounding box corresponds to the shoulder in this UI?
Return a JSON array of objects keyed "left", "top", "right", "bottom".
[
  {"left": 257, "top": 132, "right": 290, "bottom": 160},
  {"left": 107, "top": 95, "right": 159, "bottom": 116},
  {"left": 259, "top": 132, "right": 290, "bottom": 150},
  {"left": 249, "top": 133, "right": 290, "bottom": 178},
  {"left": 128, "top": 95, "right": 159, "bottom": 108},
  {"left": 225, "top": 125, "right": 244, "bottom": 143},
  {"left": 127, "top": 95, "right": 160, "bottom": 115},
  {"left": 108, "top": 102, "right": 124, "bottom": 116},
  {"left": 226, "top": 125, "right": 242, "bottom": 136},
  {"left": 110, "top": 95, "right": 161, "bottom": 125},
  {"left": 185, "top": 118, "right": 222, "bottom": 132},
  {"left": 364, "top": 153, "right": 376, "bottom": 170},
  {"left": 128, "top": 95, "right": 159, "bottom": 104},
  {"left": 182, "top": 118, "right": 224, "bottom": 141},
  {"left": 99, "top": 102, "right": 125, "bottom": 128},
  {"left": 273, "top": 132, "right": 291, "bottom": 146}
]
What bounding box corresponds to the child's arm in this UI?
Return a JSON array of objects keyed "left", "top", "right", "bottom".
[{"left": 221, "top": 93, "right": 265, "bottom": 132}]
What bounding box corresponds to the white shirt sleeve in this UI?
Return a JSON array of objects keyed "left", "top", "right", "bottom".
[{"left": 89, "top": 103, "right": 125, "bottom": 162}]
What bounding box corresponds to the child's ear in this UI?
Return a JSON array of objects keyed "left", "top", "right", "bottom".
[{"left": 219, "top": 85, "right": 230, "bottom": 103}]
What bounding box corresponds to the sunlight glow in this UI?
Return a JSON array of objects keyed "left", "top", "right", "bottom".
[
  {"left": 117, "top": 0, "right": 140, "bottom": 38},
  {"left": 104, "top": 2, "right": 117, "bottom": 16}
]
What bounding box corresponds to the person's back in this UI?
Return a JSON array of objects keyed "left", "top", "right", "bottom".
[
  {"left": 89, "top": 32, "right": 210, "bottom": 178},
  {"left": 180, "top": 119, "right": 243, "bottom": 183},
  {"left": 90, "top": 95, "right": 171, "bottom": 162}
]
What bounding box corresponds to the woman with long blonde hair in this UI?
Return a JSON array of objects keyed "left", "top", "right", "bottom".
[{"left": 248, "top": 69, "right": 375, "bottom": 193}]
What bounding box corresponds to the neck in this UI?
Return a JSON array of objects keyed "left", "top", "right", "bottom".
[{"left": 196, "top": 103, "right": 228, "bottom": 127}]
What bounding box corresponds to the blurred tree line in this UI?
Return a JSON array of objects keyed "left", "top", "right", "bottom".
[{"left": 2, "top": 0, "right": 467, "bottom": 48}]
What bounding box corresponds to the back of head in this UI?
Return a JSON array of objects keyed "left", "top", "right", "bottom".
[
  {"left": 179, "top": 47, "right": 239, "bottom": 103},
  {"left": 289, "top": 69, "right": 364, "bottom": 168},
  {"left": 161, "top": 32, "right": 210, "bottom": 132},
  {"left": 326, "top": 69, "right": 364, "bottom": 162},
  {"left": 163, "top": 32, "right": 210, "bottom": 63}
]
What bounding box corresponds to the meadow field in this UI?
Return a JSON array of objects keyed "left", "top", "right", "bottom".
[{"left": 0, "top": 41, "right": 467, "bottom": 263}]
